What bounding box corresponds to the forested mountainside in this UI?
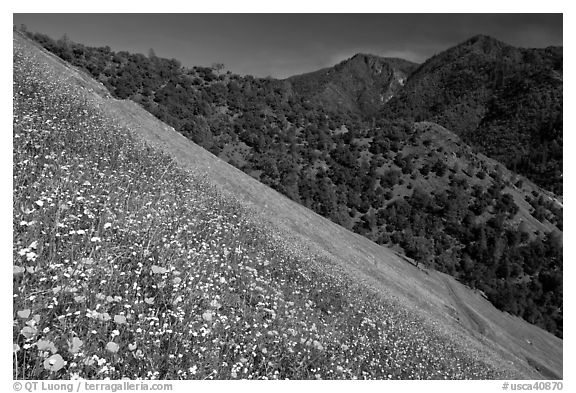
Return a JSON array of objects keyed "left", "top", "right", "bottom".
[
  {"left": 23, "top": 30, "right": 562, "bottom": 337},
  {"left": 287, "top": 53, "right": 417, "bottom": 115},
  {"left": 381, "top": 35, "right": 563, "bottom": 194}
]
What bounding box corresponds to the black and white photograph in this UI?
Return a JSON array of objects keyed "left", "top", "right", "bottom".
[{"left": 10, "top": 8, "right": 565, "bottom": 388}]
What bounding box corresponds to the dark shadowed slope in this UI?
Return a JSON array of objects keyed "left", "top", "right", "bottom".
[
  {"left": 381, "top": 35, "right": 563, "bottom": 194},
  {"left": 14, "top": 32, "right": 562, "bottom": 380}
]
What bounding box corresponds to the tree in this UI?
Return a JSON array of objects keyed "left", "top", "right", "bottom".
[
  {"left": 58, "top": 33, "right": 71, "bottom": 46},
  {"left": 419, "top": 163, "right": 431, "bottom": 176},
  {"left": 381, "top": 169, "right": 401, "bottom": 188},
  {"left": 432, "top": 159, "right": 448, "bottom": 177},
  {"left": 56, "top": 33, "right": 74, "bottom": 62},
  {"left": 212, "top": 63, "right": 225, "bottom": 75}
]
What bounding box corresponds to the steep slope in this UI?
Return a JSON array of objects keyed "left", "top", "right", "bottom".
[
  {"left": 13, "top": 32, "right": 562, "bottom": 379},
  {"left": 21, "top": 29, "right": 562, "bottom": 338},
  {"left": 16, "top": 34, "right": 504, "bottom": 380},
  {"left": 383, "top": 121, "right": 560, "bottom": 236},
  {"left": 381, "top": 35, "right": 563, "bottom": 194},
  {"left": 287, "top": 54, "right": 418, "bottom": 115}
]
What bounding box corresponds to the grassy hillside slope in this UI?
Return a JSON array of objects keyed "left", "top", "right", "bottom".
[
  {"left": 13, "top": 33, "right": 561, "bottom": 380},
  {"left": 20, "top": 29, "right": 562, "bottom": 337}
]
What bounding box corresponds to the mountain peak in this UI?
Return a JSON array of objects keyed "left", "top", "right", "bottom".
[
  {"left": 350, "top": 52, "right": 375, "bottom": 59},
  {"left": 466, "top": 34, "right": 500, "bottom": 43},
  {"left": 344, "top": 53, "right": 383, "bottom": 68},
  {"left": 287, "top": 52, "right": 418, "bottom": 115},
  {"left": 347, "top": 53, "right": 417, "bottom": 70},
  {"left": 459, "top": 34, "right": 510, "bottom": 53}
]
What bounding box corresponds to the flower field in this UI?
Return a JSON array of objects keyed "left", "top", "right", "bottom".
[{"left": 13, "top": 37, "right": 515, "bottom": 380}]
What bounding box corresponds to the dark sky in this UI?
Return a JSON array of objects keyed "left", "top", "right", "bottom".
[{"left": 13, "top": 14, "right": 563, "bottom": 79}]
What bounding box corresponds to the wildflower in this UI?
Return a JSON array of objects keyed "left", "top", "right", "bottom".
[
  {"left": 210, "top": 299, "right": 222, "bottom": 309},
  {"left": 69, "top": 337, "right": 83, "bottom": 354},
  {"left": 82, "top": 357, "right": 95, "bottom": 366},
  {"left": 74, "top": 296, "right": 86, "bottom": 303},
  {"left": 13, "top": 266, "right": 25, "bottom": 275},
  {"left": 20, "top": 326, "right": 37, "bottom": 339},
  {"left": 43, "top": 354, "right": 66, "bottom": 372},
  {"left": 202, "top": 311, "right": 213, "bottom": 322},
  {"left": 35, "top": 200, "right": 44, "bottom": 207},
  {"left": 128, "top": 343, "right": 137, "bottom": 351},
  {"left": 98, "top": 313, "right": 111, "bottom": 322},
  {"left": 151, "top": 265, "right": 168, "bottom": 274},
  {"left": 114, "top": 315, "right": 127, "bottom": 324},
  {"left": 106, "top": 342, "right": 119, "bottom": 353},
  {"left": 36, "top": 339, "right": 57, "bottom": 353},
  {"left": 104, "top": 222, "right": 112, "bottom": 229}
]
